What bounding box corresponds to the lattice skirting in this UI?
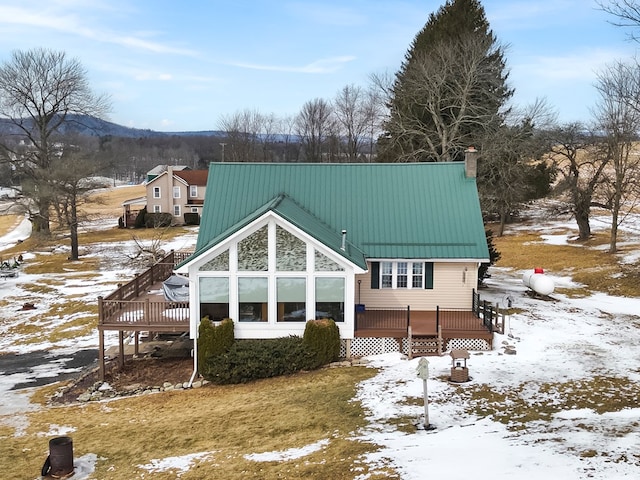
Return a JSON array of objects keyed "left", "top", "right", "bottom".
[
  {"left": 444, "top": 338, "right": 491, "bottom": 351},
  {"left": 340, "top": 337, "right": 491, "bottom": 357},
  {"left": 340, "top": 337, "right": 409, "bottom": 357}
]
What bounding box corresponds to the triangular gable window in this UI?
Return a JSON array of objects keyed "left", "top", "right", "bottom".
[
  {"left": 276, "top": 225, "right": 306, "bottom": 271},
  {"left": 238, "top": 225, "right": 268, "bottom": 271},
  {"left": 199, "top": 249, "right": 229, "bottom": 271},
  {"left": 315, "top": 250, "right": 344, "bottom": 271}
]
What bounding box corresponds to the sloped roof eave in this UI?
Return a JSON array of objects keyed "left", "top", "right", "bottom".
[{"left": 177, "top": 197, "right": 369, "bottom": 272}]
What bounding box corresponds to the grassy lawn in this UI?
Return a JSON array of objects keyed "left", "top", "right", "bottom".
[{"left": 4, "top": 367, "right": 395, "bottom": 480}]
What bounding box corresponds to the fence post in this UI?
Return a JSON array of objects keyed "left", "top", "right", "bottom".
[
  {"left": 436, "top": 305, "right": 440, "bottom": 332},
  {"left": 98, "top": 297, "right": 103, "bottom": 325}
]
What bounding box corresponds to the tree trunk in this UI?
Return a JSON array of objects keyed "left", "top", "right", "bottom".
[
  {"left": 573, "top": 202, "right": 591, "bottom": 241},
  {"left": 609, "top": 194, "right": 621, "bottom": 254},
  {"left": 32, "top": 198, "right": 51, "bottom": 236},
  {"left": 69, "top": 195, "right": 79, "bottom": 260},
  {"left": 498, "top": 210, "right": 506, "bottom": 237}
]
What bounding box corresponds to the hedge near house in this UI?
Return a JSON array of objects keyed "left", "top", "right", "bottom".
[
  {"left": 197, "top": 317, "right": 234, "bottom": 372},
  {"left": 303, "top": 318, "right": 341, "bottom": 366},
  {"left": 202, "top": 336, "right": 319, "bottom": 384}
]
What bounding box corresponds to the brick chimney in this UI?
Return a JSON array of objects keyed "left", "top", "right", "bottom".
[{"left": 464, "top": 147, "right": 478, "bottom": 178}]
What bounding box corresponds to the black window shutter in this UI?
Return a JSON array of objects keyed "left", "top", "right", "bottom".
[
  {"left": 424, "top": 262, "right": 434, "bottom": 289},
  {"left": 371, "top": 262, "right": 380, "bottom": 289}
]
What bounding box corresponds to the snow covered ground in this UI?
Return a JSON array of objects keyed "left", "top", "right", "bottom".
[{"left": 1, "top": 207, "right": 639, "bottom": 479}]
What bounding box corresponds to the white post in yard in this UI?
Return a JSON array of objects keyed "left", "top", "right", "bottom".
[{"left": 416, "top": 357, "right": 430, "bottom": 429}]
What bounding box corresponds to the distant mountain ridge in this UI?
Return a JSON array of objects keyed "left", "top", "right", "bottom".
[{"left": 0, "top": 114, "right": 225, "bottom": 138}]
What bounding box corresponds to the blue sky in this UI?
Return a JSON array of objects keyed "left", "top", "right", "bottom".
[{"left": 0, "top": 0, "right": 638, "bottom": 132}]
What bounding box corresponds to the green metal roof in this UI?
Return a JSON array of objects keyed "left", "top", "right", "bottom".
[{"left": 193, "top": 162, "right": 489, "bottom": 264}]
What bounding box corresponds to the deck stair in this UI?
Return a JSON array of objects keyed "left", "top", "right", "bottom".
[{"left": 408, "top": 325, "right": 442, "bottom": 359}]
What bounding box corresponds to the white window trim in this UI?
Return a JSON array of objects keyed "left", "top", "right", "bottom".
[
  {"left": 153, "top": 205, "right": 161, "bottom": 213},
  {"left": 153, "top": 187, "right": 161, "bottom": 199},
  {"left": 190, "top": 185, "right": 197, "bottom": 197},
  {"left": 173, "top": 205, "right": 181, "bottom": 217},
  {"left": 195, "top": 215, "right": 352, "bottom": 330},
  {"left": 173, "top": 186, "right": 181, "bottom": 199}
]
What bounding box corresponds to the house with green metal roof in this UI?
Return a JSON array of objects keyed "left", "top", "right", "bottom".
[{"left": 175, "top": 149, "right": 492, "bottom": 357}]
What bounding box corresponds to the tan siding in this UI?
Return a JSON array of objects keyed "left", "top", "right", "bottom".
[{"left": 356, "top": 262, "right": 479, "bottom": 310}]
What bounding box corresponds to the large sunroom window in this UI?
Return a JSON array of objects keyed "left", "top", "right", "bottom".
[
  {"left": 238, "top": 277, "right": 268, "bottom": 322},
  {"left": 315, "top": 277, "right": 344, "bottom": 322},
  {"left": 199, "top": 277, "right": 229, "bottom": 322},
  {"left": 277, "top": 277, "right": 306, "bottom": 322}
]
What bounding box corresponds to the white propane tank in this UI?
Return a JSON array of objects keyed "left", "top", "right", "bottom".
[{"left": 522, "top": 267, "right": 554, "bottom": 296}]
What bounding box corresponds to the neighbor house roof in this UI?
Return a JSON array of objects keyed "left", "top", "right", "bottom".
[
  {"left": 174, "top": 169, "right": 208, "bottom": 186},
  {"left": 192, "top": 162, "right": 489, "bottom": 266},
  {"left": 145, "top": 165, "right": 189, "bottom": 182}
]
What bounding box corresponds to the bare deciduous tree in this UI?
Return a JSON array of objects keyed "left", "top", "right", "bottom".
[
  {"left": 50, "top": 135, "right": 110, "bottom": 260},
  {"left": 545, "top": 123, "right": 610, "bottom": 241},
  {"left": 217, "top": 109, "right": 263, "bottom": 162},
  {"left": 295, "top": 98, "right": 334, "bottom": 162},
  {"left": 478, "top": 100, "right": 556, "bottom": 236},
  {"left": 598, "top": 0, "right": 640, "bottom": 41},
  {"left": 593, "top": 60, "right": 640, "bottom": 253},
  {"left": 333, "top": 84, "right": 376, "bottom": 162},
  {"left": 0, "top": 48, "right": 110, "bottom": 235}
]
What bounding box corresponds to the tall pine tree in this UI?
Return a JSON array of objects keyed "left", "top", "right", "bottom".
[{"left": 379, "top": 0, "right": 512, "bottom": 162}]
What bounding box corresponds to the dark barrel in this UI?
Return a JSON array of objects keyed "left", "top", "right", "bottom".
[{"left": 48, "top": 436, "right": 74, "bottom": 476}]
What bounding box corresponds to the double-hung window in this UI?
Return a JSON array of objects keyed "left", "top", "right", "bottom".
[
  {"left": 378, "top": 261, "right": 430, "bottom": 289},
  {"left": 153, "top": 187, "right": 161, "bottom": 198}
]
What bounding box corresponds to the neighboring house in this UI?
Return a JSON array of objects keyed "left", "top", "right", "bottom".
[
  {"left": 175, "top": 150, "right": 491, "bottom": 360},
  {"left": 122, "top": 165, "right": 209, "bottom": 226}
]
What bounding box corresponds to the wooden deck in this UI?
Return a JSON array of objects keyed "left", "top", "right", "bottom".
[
  {"left": 97, "top": 250, "right": 192, "bottom": 380},
  {"left": 355, "top": 306, "right": 498, "bottom": 343}
]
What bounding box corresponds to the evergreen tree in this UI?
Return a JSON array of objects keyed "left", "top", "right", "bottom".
[{"left": 379, "top": 0, "right": 512, "bottom": 162}]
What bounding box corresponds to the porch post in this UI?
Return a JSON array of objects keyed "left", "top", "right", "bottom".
[
  {"left": 118, "top": 331, "right": 124, "bottom": 367},
  {"left": 98, "top": 329, "right": 105, "bottom": 381}
]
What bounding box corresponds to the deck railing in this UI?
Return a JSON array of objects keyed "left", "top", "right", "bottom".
[
  {"left": 437, "top": 307, "right": 490, "bottom": 332},
  {"left": 472, "top": 289, "right": 504, "bottom": 334},
  {"left": 355, "top": 307, "right": 409, "bottom": 332},
  {"left": 355, "top": 290, "right": 504, "bottom": 335},
  {"left": 104, "top": 250, "right": 191, "bottom": 302},
  {"left": 99, "top": 298, "right": 190, "bottom": 328},
  {"left": 99, "top": 250, "right": 193, "bottom": 328}
]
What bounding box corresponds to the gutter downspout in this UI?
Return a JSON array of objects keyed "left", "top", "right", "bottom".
[
  {"left": 187, "top": 275, "right": 198, "bottom": 387},
  {"left": 188, "top": 330, "right": 198, "bottom": 387}
]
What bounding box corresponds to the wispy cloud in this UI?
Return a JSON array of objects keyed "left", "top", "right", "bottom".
[
  {"left": 516, "top": 47, "right": 626, "bottom": 82},
  {"left": 231, "top": 56, "right": 356, "bottom": 74},
  {"left": 0, "top": 4, "right": 196, "bottom": 56}
]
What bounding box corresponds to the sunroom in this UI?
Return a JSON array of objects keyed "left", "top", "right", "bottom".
[{"left": 184, "top": 211, "right": 366, "bottom": 340}]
